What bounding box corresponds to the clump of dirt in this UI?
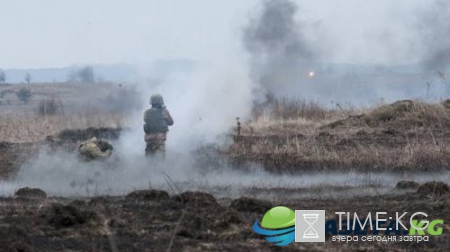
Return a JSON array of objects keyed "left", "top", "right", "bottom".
[
  {"left": 39, "top": 203, "right": 100, "bottom": 228},
  {"left": 230, "top": 197, "right": 272, "bottom": 214},
  {"left": 395, "top": 180, "right": 420, "bottom": 190},
  {"left": 174, "top": 191, "right": 217, "bottom": 207},
  {"left": 417, "top": 181, "right": 450, "bottom": 197},
  {"left": 15, "top": 187, "right": 47, "bottom": 199},
  {"left": 126, "top": 189, "right": 170, "bottom": 202}
]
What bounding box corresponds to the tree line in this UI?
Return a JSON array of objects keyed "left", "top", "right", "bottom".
[{"left": 0, "top": 66, "right": 97, "bottom": 84}]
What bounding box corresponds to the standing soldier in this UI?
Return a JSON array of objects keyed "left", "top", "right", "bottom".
[{"left": 144, "top": 94, "right": 174, "bottom": 157}]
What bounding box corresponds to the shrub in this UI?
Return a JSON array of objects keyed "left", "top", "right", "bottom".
[
  {"left": 16, "top": 88, "right": 32, "bottom": 104},
  {"left": 37, "top": 98, "right": 63, "bottom": 116}
]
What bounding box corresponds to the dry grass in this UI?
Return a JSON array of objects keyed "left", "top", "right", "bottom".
[
  {"left": 36, "top": 98, "right": 64, "bottom": 116},
  {"left": 0, "top": 82, "right": 136, "bottom": 143},
  {"left": 243, "top": 97, "right": 355, "bottom": 136},
  {"left": 0, "top": 111, "right": 128, "bottom": 143},
  {"left": 230, "top": 99, "right": 450, "bottom": 172},
  {"left": 252, "top": 96, "right": 349, "bottom": 121}
]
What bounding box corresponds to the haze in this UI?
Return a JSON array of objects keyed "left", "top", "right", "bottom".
[{"left": 0, "top": 0, "right": 432, "bottom": 69}]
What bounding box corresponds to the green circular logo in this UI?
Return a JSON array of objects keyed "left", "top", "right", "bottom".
[{"left": 261, "top": 206, "right": 295, "bottom": 229}]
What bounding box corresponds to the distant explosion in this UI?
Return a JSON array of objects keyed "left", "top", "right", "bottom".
[{"left": 243, "top": 0, "right": 318, "bottom": 97}]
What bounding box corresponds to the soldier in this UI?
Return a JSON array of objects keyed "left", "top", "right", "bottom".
[
  {"left": 144, "top": 94, "right": 174, "bottom": 157},
  {"left": 78, "top": 137, "right": 113, "bottom": 161}
]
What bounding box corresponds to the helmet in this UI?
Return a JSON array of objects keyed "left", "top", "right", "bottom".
[{"left": 150, "top": 94, "right": 164, "bottom": 106}]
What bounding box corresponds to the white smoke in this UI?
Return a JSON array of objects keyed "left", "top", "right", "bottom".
[
  {"left": 8, "top": 149, "right": 449, "bottom": 199},
  {"left": 8, "top": 27, "right": 260, "bottom": 197},
  {"left": 7, "top": 0, "right": 450, "bottom": 198},
  {"left": 119, "top": 60, "right": 254, "bottom": 155}
]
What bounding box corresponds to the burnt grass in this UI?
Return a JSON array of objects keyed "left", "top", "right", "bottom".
[{"left": 0, "top": 188, "right": 449, "bottom": 252}]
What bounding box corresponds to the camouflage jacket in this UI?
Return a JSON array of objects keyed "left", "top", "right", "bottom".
[
  {"left": 78, "top": 137, "right": 112, "bottom": 160},
  {"left": 144, "top": 107, "right": 173, "bottom": 142}
]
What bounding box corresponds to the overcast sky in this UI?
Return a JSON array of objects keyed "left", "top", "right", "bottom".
[{"left": 0, "top": 0, "right": 433, "bottom": 68}]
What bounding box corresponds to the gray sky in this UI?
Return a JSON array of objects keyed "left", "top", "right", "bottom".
[{"left": 0, "top": 0, "right": 429, "bottom": 68}]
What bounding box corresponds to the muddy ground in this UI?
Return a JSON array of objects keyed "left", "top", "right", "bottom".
[{"left": 0, "top": 186, "right": 450, "bottom": 252}]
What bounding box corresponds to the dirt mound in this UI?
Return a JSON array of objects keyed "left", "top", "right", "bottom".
[
  {"left": 365, "top": 100, "right": 415, "bottom": 125},
  {"left": 325, "top": 100, "right": 450, "bottom": 130},
  {"left": 15, "top": 187, "right": 47, "bottom": 199},
  {"left": 50, "top": 127, "right": 124, "bottom": 143},
  {"left": 126, "top": 189, "right": 170, "bottom": 202},
  {"left": 39, "top": 203, "right": 100, "bottom": 228},
  {"left": 174, "top": 191, "right": 217, "bottom": 207},
  {"left": 417, "top": 181, "right": 450, "bottom": 197},
  {"left": 395, "top": 180, "right": 420, "bottom": 190},
  {"left": 230, "top": 197, "right": 272, "bottom": 214}
]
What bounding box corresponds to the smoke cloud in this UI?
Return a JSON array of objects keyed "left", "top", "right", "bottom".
[
  {"left": 7, "top": 0, "right": 450, "bottom": 198},
  {"left": 9, "top": 26, "right": 259, "bottom": 198},
  {"left": 243, "top": 0, "right": 319, "bottom": 98},
  {"left": 418, "top": 0, "right": 450, "bottom": 71}
]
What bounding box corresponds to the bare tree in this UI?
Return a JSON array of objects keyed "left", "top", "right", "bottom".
[
  {"left": 25, "top": 73, "right": 32, "bottom": 84},
  {"left": 0, "top": 71, "right": 5, "bottom": 84}
]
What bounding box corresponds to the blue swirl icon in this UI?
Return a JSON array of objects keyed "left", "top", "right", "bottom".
[
  {"left": 253, "top": 221, "right": 295, "bottom": 246},
  {"left": 252, "top": 206, "right": 296, "bottom": 246}
]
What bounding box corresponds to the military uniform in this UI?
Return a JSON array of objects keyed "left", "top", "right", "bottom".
[
  {"left": 78, "top": 137, "right": 113, "bottom": 161},
  {"left": 144, "top": 94, "right": 174, "bottom": 157}
]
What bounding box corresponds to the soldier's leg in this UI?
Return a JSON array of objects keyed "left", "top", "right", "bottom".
[
  {"left": 145, "top": 142, "right": 156, "bottom": 157},
  {"left": 156, "top": 141, "right": 166, "bottom": 159}
]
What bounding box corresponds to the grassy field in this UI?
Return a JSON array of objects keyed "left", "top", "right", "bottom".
[
  {"left": 229, "top": 98, "right": 450, "bottom": 172},
  {"left": 1, "top": 83, "right": 450, "bottom": 251},
  {"left": 0, "top": 83, "right": 132, "bottom": 143},
  {"left": 3, "top": 83, "right": 450, "bottom": 172}
]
